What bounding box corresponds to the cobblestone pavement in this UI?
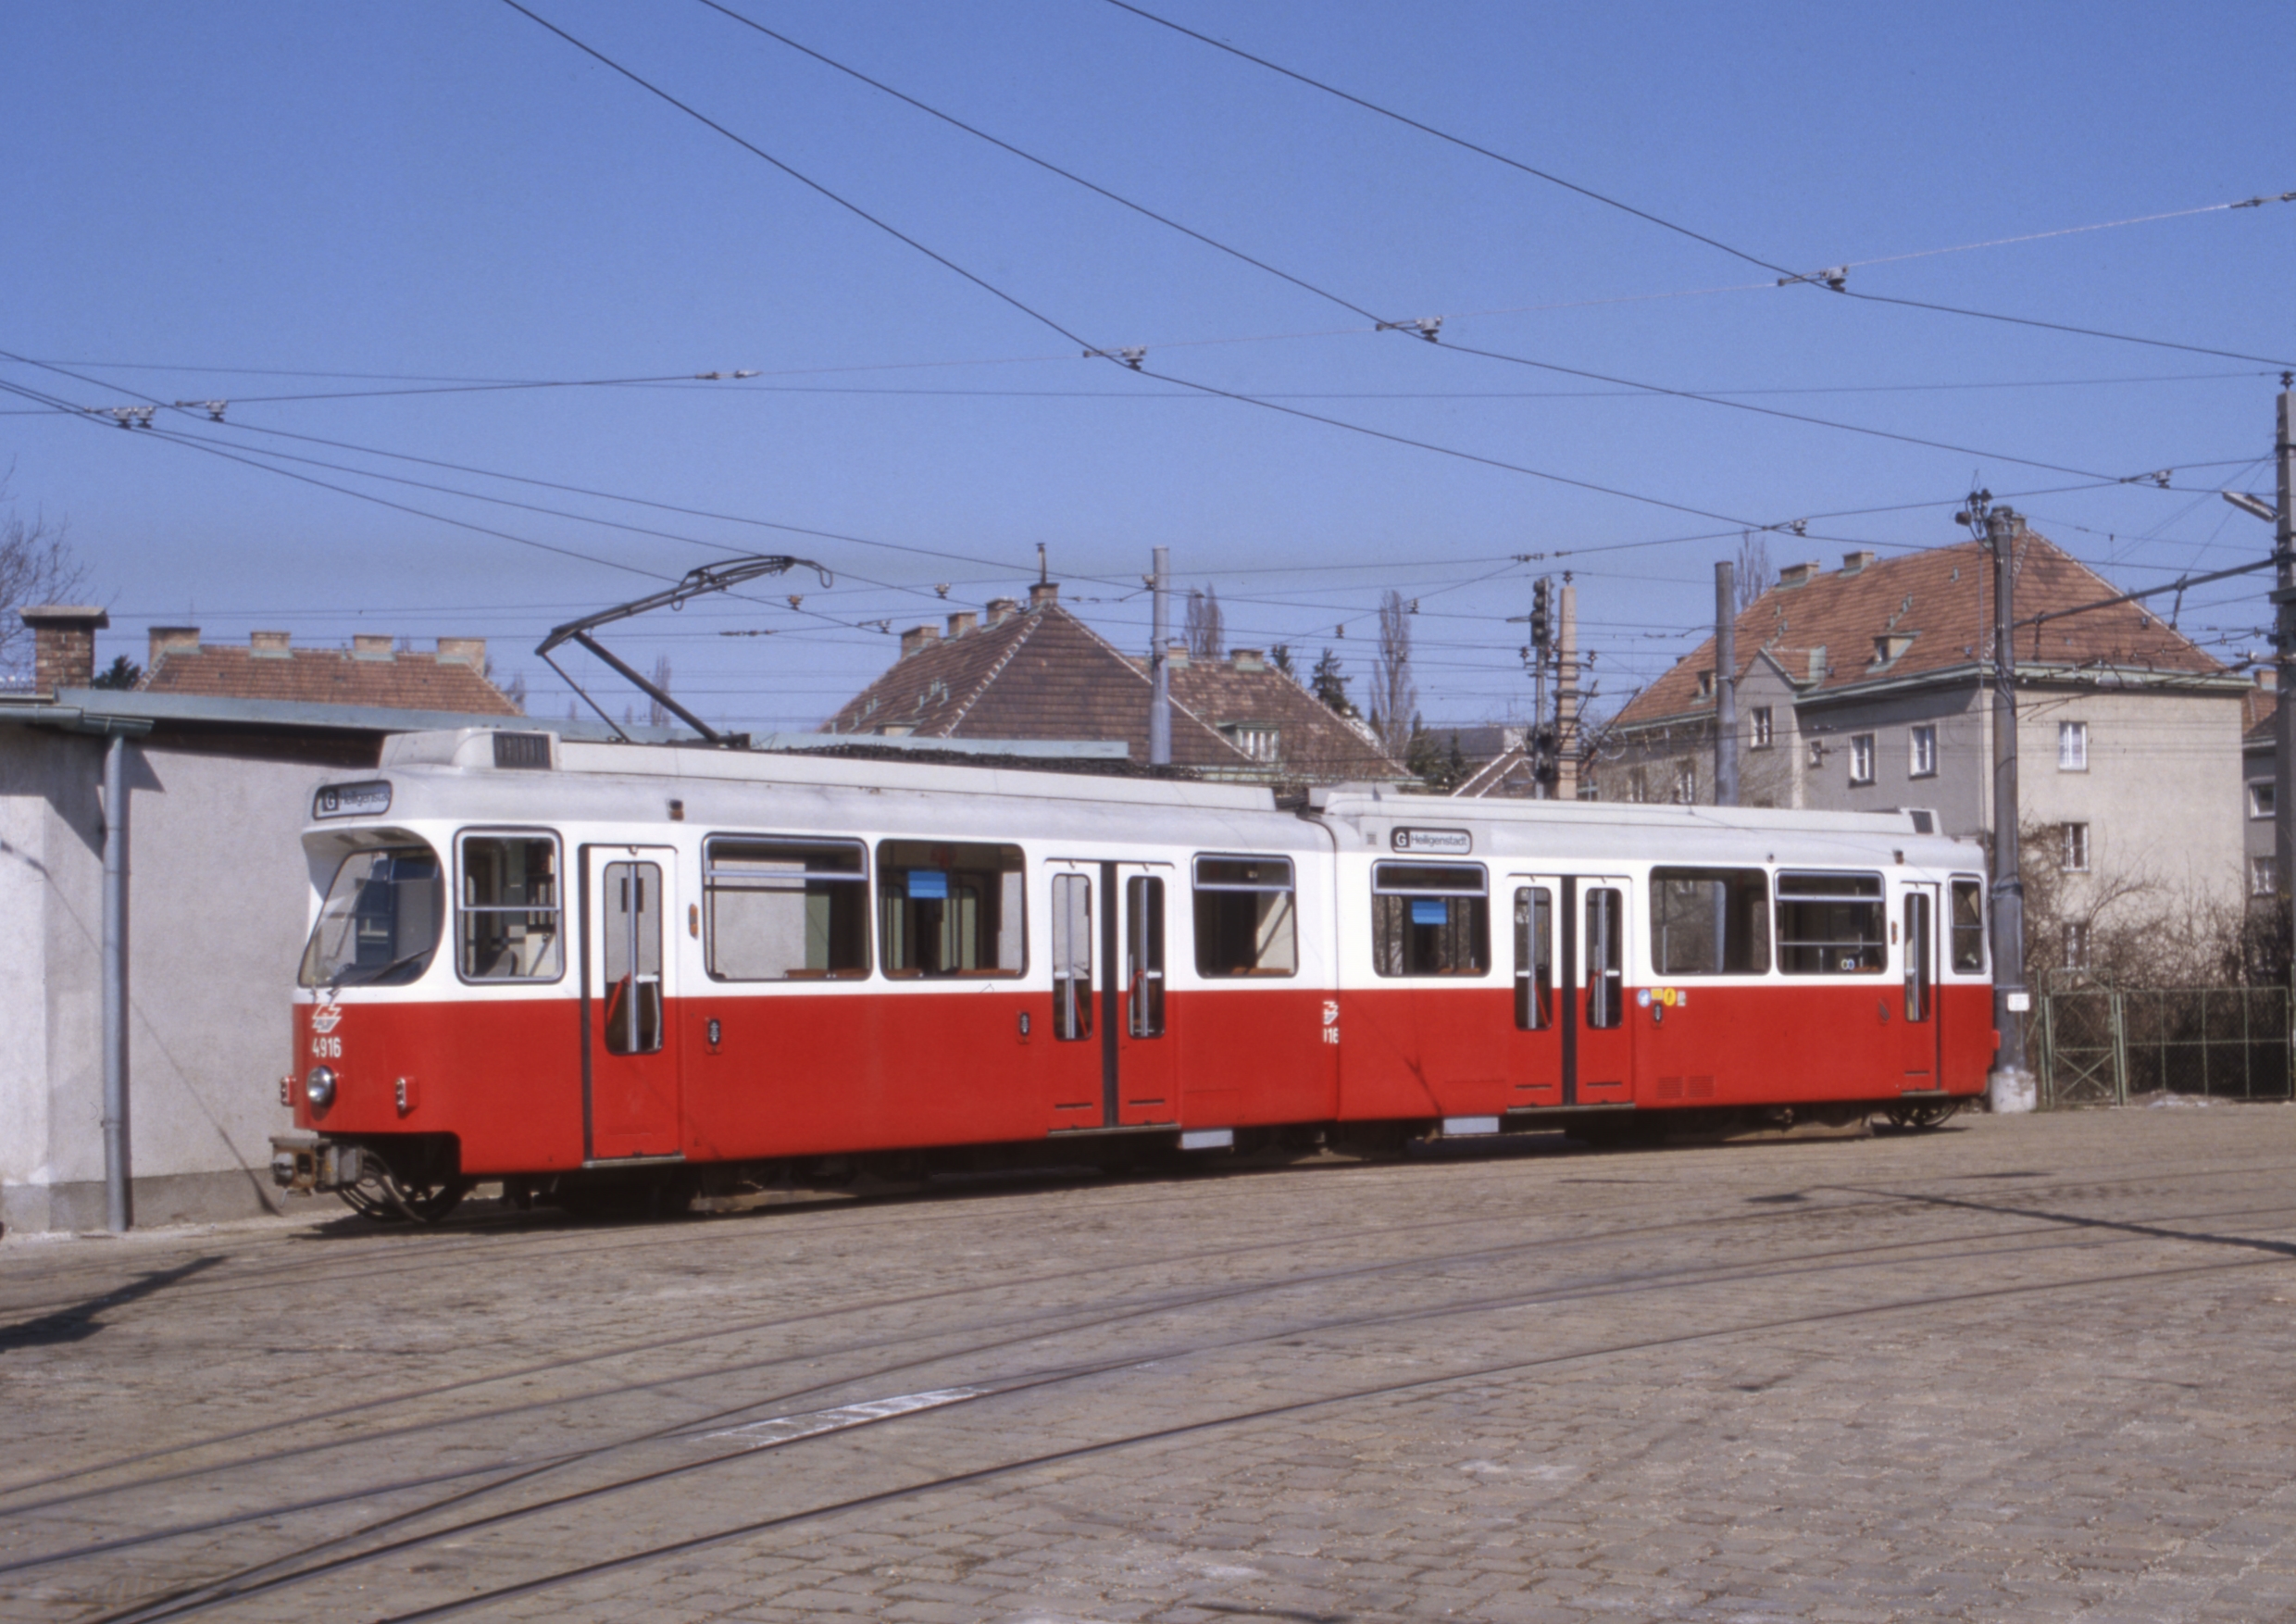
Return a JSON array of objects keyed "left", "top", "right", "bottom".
[{"left": 6, "top": 1106, "right": 2296, "bottom": 1624}]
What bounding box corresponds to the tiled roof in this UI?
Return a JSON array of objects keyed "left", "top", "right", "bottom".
[
  {"left": 821, "top": 597, "right": 1404, "bottom": 781},
  {"left": 2245, "top": 684, "right": 2277, "bottom": 743},
  {"left": 1616, "top": 534, "right": 2224, "bottom": 730},
  {"left": 143, "top": 643, "right": 521, "bottom": 715}
]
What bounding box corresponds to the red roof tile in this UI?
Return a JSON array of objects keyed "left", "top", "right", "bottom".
[
  {"left": 1616, "top": 534, "right": 2223, "bottom": 729},
  {"left": 821, "top": 599, "right": 1403, "bottom": 781},
  {"left": 143, "top": 643, "right": 521, "bottom": 715}
]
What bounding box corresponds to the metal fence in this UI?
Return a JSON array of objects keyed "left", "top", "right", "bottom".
[{"left": 2039, "top": 986, "right": 2293, "bottom": 1107}]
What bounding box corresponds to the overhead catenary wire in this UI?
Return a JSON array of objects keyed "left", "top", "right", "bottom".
[{"left": 1103, "top": 0, "right": 2296, "bottom": 370}]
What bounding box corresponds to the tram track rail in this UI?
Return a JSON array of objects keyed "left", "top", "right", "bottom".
[
  {"left": 29, "top": 1181, "right": 2296, "bottom": 1622},
  {"left": 78, "top": 1228, "right": 2296, "bottom": 1624},
  {"left": 5, "top": 1155, "right": 2288, "bottom": 1522}
]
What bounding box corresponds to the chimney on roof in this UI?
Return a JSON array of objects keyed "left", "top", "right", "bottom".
[
  {"left": 19, "top": 606, "right": 108, "bottom": 696},
  {"left": 945, "top": 611, "right": 977, "bottom": 639},
  {"left": 900, "top": 624, "right": 942, "bottom": 658},
  {"left": 249, "top": 630, "right": 292, "bottom": 657},
  {"left": 353, "top": 633, "right": 393, "bottom": 659},
  {"left": 1029, "top": 581, "right": 1060, "bottom": 609},
  {"left": 1166, "top": 640, "right": 1189, "bottom": 670},
  {"left": 984, "top": 596, "right": 1019, "bottom": 626},
  {"left": 1230, "top": 648, "right": 1265, "bottom": 673},
  {"left": 1841, "top": 550, "right": 1876, "bottom": 575},
  {"left": 1778, "top": 561, "right": 1822, "bottom": 590},
  {"left": 437, "top": 637, "right": 485, "bottom": 667},
  {"left": 148, "top": 626, "right": 199, "bottom": 669}
]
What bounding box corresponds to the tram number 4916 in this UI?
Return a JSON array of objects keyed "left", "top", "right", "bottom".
[{"left": 310, "top": 1033, "right": 343, "bottom": 1059}]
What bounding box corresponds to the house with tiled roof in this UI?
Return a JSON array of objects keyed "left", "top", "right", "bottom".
[
  {"left": 140, "top": 626, "right": 521, "bottom": 715},
  {"left": 821, "top": 582, "right": 1404, "bottom": 784},
  {"left": 1591, "top": 533, "right": 2254, "bottom": 958}
]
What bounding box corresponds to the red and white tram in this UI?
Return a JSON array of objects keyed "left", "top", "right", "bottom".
[{"left": 274, "top": 727, "right": 1995, "bottom": 1219}]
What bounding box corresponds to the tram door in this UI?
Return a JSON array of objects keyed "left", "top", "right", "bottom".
[
  {"left": 1568, "top": 876, "right": 1635, "bottom": 1106},
  {"left": 583, "top": 846, "right": 682, "bottom": 1161},
  {"left": 1114, "top": 867, "right": 1176, "bottom": 1125},
  {"left": 1900, "top": 883, "right": 1941, "bottom": 1087},
  {"left": 1048, "top": 862, "right": 1176, "bottom": 1129},
  {"left": 1505, "top": 877, "right": 1564, "bottom": 1107}
]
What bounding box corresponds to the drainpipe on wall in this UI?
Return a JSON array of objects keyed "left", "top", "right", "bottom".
[{"left": 102, "top": 731, "right": 132, "bottom": 1232}]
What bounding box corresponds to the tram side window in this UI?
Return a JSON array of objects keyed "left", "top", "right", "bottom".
[
  {"left": 299, "top": 845, "right": 443, "bottom": 987},
  {"left": 1650, "top": 868, "right": 1770, "bottom": 976},
  {"left": 1372, "top": 862, "right": 1490, "bottom": 977},
  {"left": 878, "top": 841, "right": 1026, "bottom": 977},
  {"left": 1951, "top": 878, "right": 1988, "bottom": 973},
  {"left": 1775, "top": 870, "right": 1886, "bottom": 975},
  {"left": 705, "top": 838, "right": 869, "bottom": 981},
  {"left": 457, "top": 834, "right": 564, "bottom": 981},
  {"left": 1192, "top": 856, "right": 1298, "bottom": 977},
  {"left": 1513, "top": 885, "right": 1553, "bottom": 1029}
]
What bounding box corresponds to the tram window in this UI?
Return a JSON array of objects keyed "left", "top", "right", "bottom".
[
  {"left": 1513, "top": 886, "right": 1553, "bottom": 1029},
  {"left": 1050, "top": 873, "right": 1092, "bottom": 1041},
  {"left": 601, "top": 860, "right": 663, "bottom": 1056},
  {"left": 1650, "top": 868, "right": 1769, "bottom": 976},
  {"left": 456, "top": 834, "right": 564, "bottom": 981},
  {"left": 877, "top": 841, "right": 1026, "bottom": 977},
  {"left": 1192, "top": 856, "right": 1298, "bottom": 977},
  {"left": 1372, "top": 862, "right": 1490, "bottom": 978},
  {"left": 704, "top": 838, "right": 868, "bottom": 981},
  {"left": 1775, "top": 871, "right": 1886, "bottom": 975},
  {"left": 299, "top": 845, "right": 443, "bottom": 987},
  {"left": 1585, "top": 886, "right": 1624, "bottom": 1028},
  {"left": 1951, "top": 879, "right": 1988, "bottom": 973},
  {"left": 1128, "top": 875, "right": 1167, "bottom": 1037}
]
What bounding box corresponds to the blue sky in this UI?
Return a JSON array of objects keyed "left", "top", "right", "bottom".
[{"left": 3, "top": 1, "right": 2290, "bottom": 731}]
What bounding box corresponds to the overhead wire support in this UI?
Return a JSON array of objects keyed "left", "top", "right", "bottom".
[{"left": 536, "top": 555, "right": 834, "bottom": 747}]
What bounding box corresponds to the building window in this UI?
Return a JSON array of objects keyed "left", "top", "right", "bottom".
[
  {"left": 1807, "top": 738, "right": 1825, "bottom": 769},
  {"left": 1849, "top": 733, "right": 1876, "bottom": 785},
  {"left": 2063, "top": 920, "right": 2091, "bottom": 968},
  {"left": 1750, "top": 706, "right": 1774, "bottom": 750},
  {"left": 2058, "top": 720, "right": 2088, "bottom": 771},
  {"left": 1672, "top": 761, "right": 1697, "bottom": 803},
  {"left": 2250, "top": 781, "right": 2276, "bottom": 820},
  {"left": 2060, "top": 822, "right": 2090, "bottom": 873},
  {"left": 1909, "top": 725, "right": 1938, "bottom": 779},
  {"left": 2252, "top": 856, "right": 2279, "bottom": 898},
  {"left": 1221, "top": 722, "right": 1279, "bottom": 761}
]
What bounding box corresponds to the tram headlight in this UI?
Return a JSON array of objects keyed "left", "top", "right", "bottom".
[{"left": 305, "top": 1066, "right": 337, "bottom": 1109}]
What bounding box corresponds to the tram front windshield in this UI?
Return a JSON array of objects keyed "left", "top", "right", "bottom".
[{"left": 299, "top": 845, "right": 444, "bottom": 987}]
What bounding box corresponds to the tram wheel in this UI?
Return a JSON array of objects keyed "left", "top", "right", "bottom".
[
  {"left": 1882, "top": 1100, "right": 1961, "bottom": 1132},
  {"left": 381, "top": 1170, "right": 469, "bottom": 1224},
  {"left": 335, "top": 1181, "right": 404, "bottom": 1222}
]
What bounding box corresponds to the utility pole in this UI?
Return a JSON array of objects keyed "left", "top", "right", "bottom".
[
  {"left": 1514, "top": 576, "right": 1554, "bottom": 796},
  {"left": 1555, "top": 577, "right": 1580, "bottom": 801},
  {"left": 1987, "top": 505, "right": 2037, "bottom": 1113},
  {"left": 1715, "top": 559, "right": 1739, "bottom": 806},
  {"left": 2274, "top": 381, "right": 2295, "bottom": 976},
  {"left": 1148, "top": 545, "right": 1171, "bottom": 767}
]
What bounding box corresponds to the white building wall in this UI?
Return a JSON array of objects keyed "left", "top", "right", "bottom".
[{"left": 2, "top": 730, "right": 316, "bottom": 1234}]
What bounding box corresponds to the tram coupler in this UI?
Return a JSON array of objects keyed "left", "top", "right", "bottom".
[{"left": 270, "top": 1134, "right": 368, "bottom": 1194}]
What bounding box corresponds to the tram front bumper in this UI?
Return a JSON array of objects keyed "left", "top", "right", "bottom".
[{"left": 270, "top": 1134, "right": 370, "bottom": 1193}]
